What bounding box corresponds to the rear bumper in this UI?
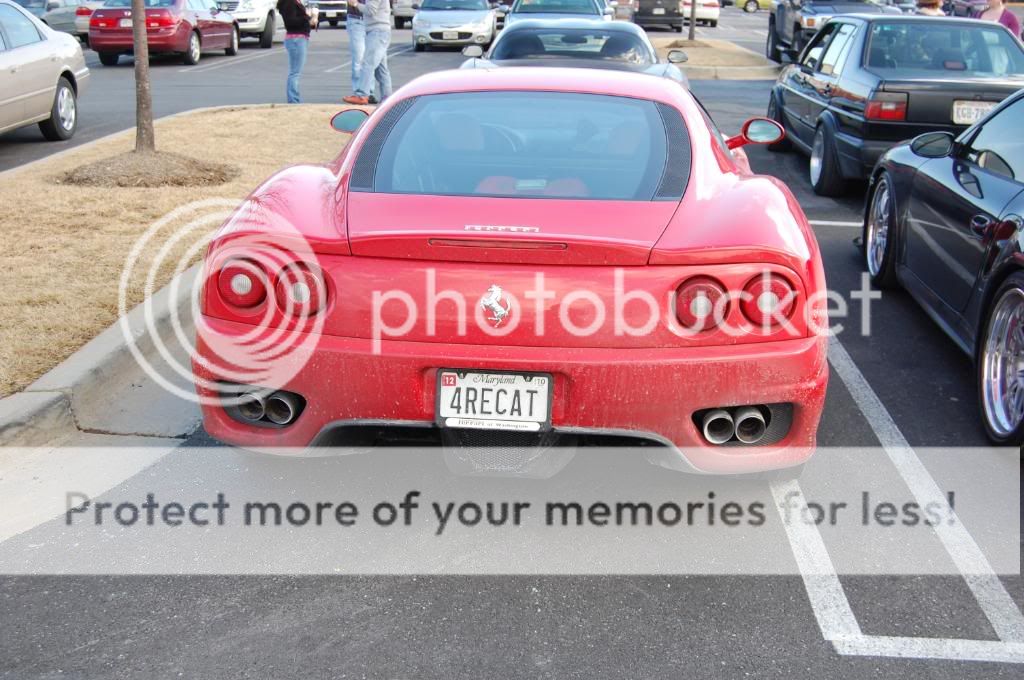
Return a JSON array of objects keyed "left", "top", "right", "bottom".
[
  {"left": 833, "top": 124, "right": 961, "bottom": 179},
  {"left": 636, "top": 13, "right": 684, "bottom": 26},
  {"left": 194, "top": 316, "right": 828, "bottom": 474},
  {"left": 89, "top": 25, "right": 190, "bottom": 52}
]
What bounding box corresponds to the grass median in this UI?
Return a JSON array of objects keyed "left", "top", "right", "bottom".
[{"left": 0, "top": 104, "right": 349, "bottom": 397}]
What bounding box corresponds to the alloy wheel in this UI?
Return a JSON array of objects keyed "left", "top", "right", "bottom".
[
  {"left": 866, "top": 180, "right": 890, "bottom": 277},
  {"left": 809, "top": 128, "right": 824, "bottom": 187},
  {"left": 57, "top": 86, "right": 76, "bottom": 132},
  {"left": 982, "top": 288, "right": 1024, "bottom": 438}
]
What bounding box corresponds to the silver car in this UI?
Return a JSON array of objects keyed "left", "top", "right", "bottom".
[
  {"left": 501, "top": 0, "right": 611, "bottom": 27},
  {"left": 11, "top": 0, "right": 78, "bottom": 35},
  {"left": 412, "top": 0, "right": 498, "bottom": 51},
  {"left": 0, "top": 0, "right": 89, "bottom": 140}
]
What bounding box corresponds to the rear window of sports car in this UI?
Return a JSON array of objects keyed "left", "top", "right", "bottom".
[{"left": 359, "top": 92, "right": 678, "bottom": 201}]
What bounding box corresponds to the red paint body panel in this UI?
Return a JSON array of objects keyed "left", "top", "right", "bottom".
[
  {"left": 88, "top": 1, "right": 232, "bottom": 53},
  {"left": 194, "top": 68, "right": 829, "bottom": 473}
]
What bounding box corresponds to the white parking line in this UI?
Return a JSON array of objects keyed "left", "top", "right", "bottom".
[
  {"left": 179, "top": 48, "right": 282, "bottom": 74},
  {"left": 808, "top": 220, "right": 861, "bottom": 227},
  {"left": 774, "top": 336, "right": 1024, "bottom": 664},
  {"left": 325, "top": 44, "right": 413, "bottom": 73}
]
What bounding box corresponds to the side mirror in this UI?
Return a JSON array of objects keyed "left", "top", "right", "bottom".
[
  {"left": 331, "top": 108, "right": 370, "bottom": 133},
  {"left": 46, "top": 0, "right": 60, "bottom": 9},
  {"left": 462, "top": 45, "right": 484, "bottom": 57},
  {"left": 667, "top": 49, "right": 687, "bottom": 63},
  {"left": 726, "top": 117, "right": 785, "bottom": 149},
  {"left": 910, "top": 131, "right": 955, "bottom": 159}
]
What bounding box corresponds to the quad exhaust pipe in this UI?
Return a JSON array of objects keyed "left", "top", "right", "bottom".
[
  {"left": 230, "top": 389, "right": 304, "bottom": 427},
  {"left": 700, "top": 405, "right": 770, "bottom": 445}
]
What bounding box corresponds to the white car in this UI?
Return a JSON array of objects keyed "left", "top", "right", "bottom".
[
  {"left": 502, "top": 0, "right": 611, "bottom": 26},
  {"left": 0, "top": 0, "right": 89, "bottom": 140},
  {"left": 216, "top": 0, "right": 282, "bottom": 47},
  {"left": 681, "top": 0, "right": 719, "bottom": 26},
  {"left": 72, "top": 0, "right": 104, "bottom": 44},
  {"left": 412, "top": 0, "right": 497, "bottom": 51}
]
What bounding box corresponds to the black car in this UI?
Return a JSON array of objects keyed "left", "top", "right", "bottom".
[
  {"left": 460, "top": 18, "right": 689, "bottom": 86},
  {"left": 635, "top": 0, "right": 685, "bottom": 32},
  {"left": 768, "top": 15, "right": 1024, "bottom": 196},
  {"left": 863, "top": 90, "right": 1024, "bottom": 444}
]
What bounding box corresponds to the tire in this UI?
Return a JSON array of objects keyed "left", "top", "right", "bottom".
[
  {"left": 329, "top": 17, "right": 338, "bottom": 26},
  {"left": 977, "top": 271, "right": 1024, "bottom": 445},
  {"left": 766, "top": 18, "right": 781, "bottom": 62},
  {"left": 225, "top": 26, "right": 239, "bottom": 55},
  {"left": 393, "top": 16, "right": 402, "bottom": 28},
  {"left": 259, "top": 13, "right": 274, "bottom": 48},
  {"left": 709, "top": 19, "right": 718, "bottom": 27},
  {"left": 414, "top": 42, "right": 425, "bottom": 51},
  {"left": 38, "top": 77, "right": 77, "bottom": 141},
  {"left": 766, "top": 92, "right": 791, "bottom": 152},
  {"left": 808, "top": 123, "right": 846, "bottom": 196},
  {"left": 862, "top": 172, "right": 899, "bottom": 289},
  {"left": 183, "top": 31, "right": 201, "bottom": 65},
  {"left": 675, "top": 22, "right": 684, "bottom": 32},
  {"left": 98, "top": 51, "right": 119, "bottom": 66},
  {"left": 744, "top": 0, "right": 759, "bottom": 11}
]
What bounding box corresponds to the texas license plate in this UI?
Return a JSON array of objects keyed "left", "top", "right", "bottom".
[
  {"left": 652, "top": 7, "right": 666, "bottom": 13},
  {"left": 442, "top": 30, "right": 459, "bottom": 40},
  {"left": 436, "top": 370, "right": 552, "bottom": 432},
  {"left": 119, "top": 17, "right": 132, "bottom": 27},
  {"left": 952, "top": 100, "right": 996, "bottom": 125}
]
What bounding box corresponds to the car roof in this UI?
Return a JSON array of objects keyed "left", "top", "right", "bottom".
[
  {"left": 500, "top": 17, "right": 644, "bottom": 34},
  {"left": 397, "top": 66, "right": 681, "bottom": 103},
  {"left": 832, "top": 13, "right": 996, "bottom": 25}
]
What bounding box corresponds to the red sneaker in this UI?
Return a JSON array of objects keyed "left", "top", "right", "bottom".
[{"left": 343, "top": 95, "right": 370, "bottom": 105}]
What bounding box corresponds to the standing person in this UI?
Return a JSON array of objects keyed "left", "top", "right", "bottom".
[
  {"left": 347, "top": 0, "right": 367, "bottom": 95},
  {"left": 915, "top": 0, "right": 945, "bottom": 16},
  {"left": 342, "top": 0, "right": 392, "bottom": 105},
  {"left": 973, "top": 0, "right": 1021, "bottom": 37},
  {"left": 278, "top": 0, "right": 317, "bottom": 104}
]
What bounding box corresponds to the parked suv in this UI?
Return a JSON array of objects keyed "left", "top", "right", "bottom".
[
  {"left": 216, "top": 0, "right": 280, "bottom": 47},
  {"left": 316, "top": 0, "right": 347, "bottom": 26},
  {"left": 766, "top": 0, "right": 897, "bottom": 62}
]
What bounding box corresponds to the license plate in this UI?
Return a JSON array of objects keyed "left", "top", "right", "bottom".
[
  {"left": 652, "top": 7, "right": 666, "bottom": 13},
  {"left": 119, "top": 17, "right": 132, "bottom": 27},
  {"left": 436, "top": 370, "right": 552, "bottom": 432},
  {"left": 952, "top": 100, "right": 996, "bottom": 125},
  {"left": 442, "top": 30, "right": 459, "bottom": 40}
]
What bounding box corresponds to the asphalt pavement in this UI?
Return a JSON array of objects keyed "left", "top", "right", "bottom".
[{"left": 1, "top": 8, "right": 1022, "bottom": 679}]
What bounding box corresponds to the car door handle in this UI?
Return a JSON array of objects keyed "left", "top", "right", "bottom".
[{"left": 971, "top": 214, "right": 994, "bottom": 237}]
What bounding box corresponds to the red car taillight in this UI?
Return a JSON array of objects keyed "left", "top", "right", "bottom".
[
  {"left": 865, "top": 92, "right": 908, "bottom": 122},
  {"left": 147, "top": 9, "right": 179, "bottom": 27},
  {"left": 675, "top": 277, "right": 728, "bottom": 332},
  {"left": 90, "top": 13, "right": 116, "bottom": 27},
  {"left": 217, "top": 259, "right": 268, "bottom": 308},
  {"left": 76, "top": 6, "right": 92, "bottom": 16},
  {"left": 741, "top": 274, "right": 796, "bottom": 327},
  {"left": 275, "top": 265, "right": 327, "bottom": 317}
]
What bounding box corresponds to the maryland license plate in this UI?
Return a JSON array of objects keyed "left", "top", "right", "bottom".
[
  {"left": 952, "top": 100, "right": 996, "bottom": 125},
  {"left": 436, "top": 370, "right": 552, "bottom": 432}
]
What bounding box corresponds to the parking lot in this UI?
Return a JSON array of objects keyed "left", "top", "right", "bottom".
[{"left": 1, "top": 5, "right": 1022, "bottom": 678}]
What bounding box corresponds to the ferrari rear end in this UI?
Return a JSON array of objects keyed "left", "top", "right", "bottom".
[{"left": 193, "top": 69, "right": 828, "bottom": 475}]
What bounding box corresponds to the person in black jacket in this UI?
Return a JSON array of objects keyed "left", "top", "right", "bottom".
[{"left": 278, "top": 0, "right": 317, "bottom": 103}]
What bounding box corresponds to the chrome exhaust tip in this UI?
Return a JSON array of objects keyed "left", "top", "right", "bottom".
[
  {"left": 733, "top": 406, "right": 767, "bottom": 444},
  {"left": 702, "top": 409, "right": 735, "bottom": 445},
  {"left": 236, "top": 393, "right": 266, "bottom": 422},
  {"left": 265, "top": 391, "right": 301, "bottom": 426}
]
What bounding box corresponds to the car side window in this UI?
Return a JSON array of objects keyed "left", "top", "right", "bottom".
[
  {"left": 0, "top": 5, "right": 42, "bottom": 49},
  {"left": 800, "top": 23, "right": 837, "bottom": 71},
  {"left": 819, "top": 23, "right": 856, "bottom": 76},
  {"left": 964, "top": 99, "right": 1024, "bottom": 182}
]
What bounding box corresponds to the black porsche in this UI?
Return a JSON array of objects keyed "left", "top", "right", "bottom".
[
  {"left": 768, "top": 14, "right": 1024, "bottom": 196},
  {"left": 863, "top": 89, "right": 1024, "bottom": 444}
]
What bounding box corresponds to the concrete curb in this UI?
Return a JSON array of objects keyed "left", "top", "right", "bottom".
[{"left": 0, "top": 264, "right": 200, "bottom": 447}]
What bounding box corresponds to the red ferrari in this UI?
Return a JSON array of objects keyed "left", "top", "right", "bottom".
[{"left": 192, "top": 68, "right": 829, "bottom": 475}]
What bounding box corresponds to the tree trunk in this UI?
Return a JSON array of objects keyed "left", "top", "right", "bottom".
[
  {"left": 132, "top": 0, "right": 155, "bottom": 153},
  {"left": 688, "top": 0, "right": 697, "bottom": 41}
]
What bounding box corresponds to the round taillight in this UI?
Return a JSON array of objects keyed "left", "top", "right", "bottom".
[
  {"left": 675, "top": 277, "right": 728, "bottom": 331},
  {"left": 741, "top": 274, "right": 796, "bottom": 327},
  {"left": 217, "top": 259, "right": 267, "bottom": 308},
  {"left": 275, "top": 265, "right": 326, "bottom": 317}
]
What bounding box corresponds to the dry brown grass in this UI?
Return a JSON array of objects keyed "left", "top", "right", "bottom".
[
  {"left": 651, "top": 38, "right": 772, "bottom": 67},
  {"left": 0, "top": 104, "right": 350, "bottom": 397},
  {"left": 59, "top": 150, "right": 237, "bottom": 188}
]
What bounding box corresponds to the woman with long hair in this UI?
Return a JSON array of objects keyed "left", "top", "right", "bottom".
[{"left": 277, "top": 0, "right": 318, "bottom": 103}]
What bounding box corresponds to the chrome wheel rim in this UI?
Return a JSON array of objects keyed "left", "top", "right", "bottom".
[
  {"left": 190, "top": 34, "right": 200, "bottom": 61},
  {"left": 57, "top": 86, "right": 75, "bottom": 131},
  {"left": 232, "top": 29, "right": 238, "bottom": 51},
  {"left": 745, "top": 0, "right": 757, "bottom": 10},
  {"left": 982, "top": 288, "right": 1024, "bottom": 438},
  {"left": 866, "top": 180, "right": 890, "bottom": 277},
  {"left": 809, "top": 129, "right": 824, "bottom": 186}
]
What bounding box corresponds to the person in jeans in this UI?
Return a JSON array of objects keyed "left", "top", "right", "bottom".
[
  {"left": 342, "top": 0, "right": 392, "bottom": 105},
  {"left": 278, "top": 0, "right": 316, "bottom": 103},
  {"left": 346, "top": 0, "right": 366, "bottom": 94}
]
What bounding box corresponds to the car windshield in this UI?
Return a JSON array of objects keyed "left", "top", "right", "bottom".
[
  {"left": 866, "top": 22, "right": 1024, "bottom": 76},
  {"left": 492, "top": 28, "right": 653, "bottom": 64},
  {"left": 103, "top": 0, "right": 177, "bottom": 5},
  {"left": 12, "top": 0, "right": 46, "bottom": 9},
  {"left": 420, "top": 0, "right": 488, "bottom": 9},
  {"left": 513, "top": 0, "right": 599, "bottom": 14},
  {"left": 370, "top": 92, "right": 670, "bottom": 201}
]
